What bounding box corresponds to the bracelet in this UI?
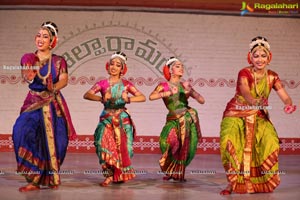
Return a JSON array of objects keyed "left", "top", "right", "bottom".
[
  {"left": 192, "top": 90, "right": 197, "bottom": 96},
  {"left": 256, "top": 99, "right": 261, "bottom": 106},
  {"left": 159, "top": 91, "right": 171, "bottom": 98},
  {"left": 23, "top": 75, "right": 34, "bottom": 84},
  {"left": 100, "top": 96, "right": 105, "bottom": 103},
  {"left": 252, "top": 99, "right": 260, "bottom": 106},
  {"left": 53, "top": 85, "right": 57, "bottom": 94},
  {"left": 158, "top": 92, "right": 165, "bottom": 98},
  {"left": 127, "top": 97, "right": 131, "bottom": 104},
  {"left": 194, "top": 93, "right": 201, "bottom": 99},
  {"left": 27, "top": 79, "right": 34, "bottom": 84},
  {"left": 159, "top": 92, "right": 163, "bottom": 98}
]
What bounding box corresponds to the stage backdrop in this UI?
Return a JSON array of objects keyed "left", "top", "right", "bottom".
[{"left": 0, "top": 9, "right": 299, "bottom": 154}]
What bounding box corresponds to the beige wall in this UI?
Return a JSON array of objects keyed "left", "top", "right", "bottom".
[{"left": 0, "top": 9, "right": 299, "bottom": 137}]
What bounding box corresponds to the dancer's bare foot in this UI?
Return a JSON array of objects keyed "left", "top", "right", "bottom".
[
  {"left": 19, "top": 184, "right": 40, "bottom": 192},
  {"left": 220, "top": 184, "right": 232, "bottom": 195},
  {"left": 49, "top": 185, "right": 59, "bottom": 190},
  {"left": 100, "top": 177, "right": 113, "bottom": 187}
]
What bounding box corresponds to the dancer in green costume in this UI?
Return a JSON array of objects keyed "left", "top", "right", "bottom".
[
  {"left": 84, "top": 52, "right": 146, "bottom": 186},
  {"left": 149, "top": 57, "right": 205, "bottom": 181}
]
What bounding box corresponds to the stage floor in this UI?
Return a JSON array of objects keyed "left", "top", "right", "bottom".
[{"left": 1, "top": 152, "right": 299, "bottom": 200}]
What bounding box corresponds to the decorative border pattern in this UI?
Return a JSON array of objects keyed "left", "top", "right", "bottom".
[
  {"left": 1, "top": 134, "right": 299, "bottom": 154},
  {"left": 1, "top": 75, "right": 299, "bottom": 88}
]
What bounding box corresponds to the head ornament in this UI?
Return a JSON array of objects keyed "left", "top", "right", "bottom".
[
  {"left": 106, "top": 51, "right": 128, "bottom": 76},
  {"left": 41, "top": 21, "right": 58, "bottom": 49},
  {"left": 163, "top": 57, "right": 180, "bottom": 80}
]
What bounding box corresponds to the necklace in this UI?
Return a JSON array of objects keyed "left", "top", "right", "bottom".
[
  {"left": 252, "top": 68, "right": 267, "bottom": 98},
  {"left": 108, "top": 77, "right": 122, "bottom": 87},
  {"left": 168, "top": 81, "right": 180, "bottom": 87},
  {"left": 168, "top": 81, "right": 181, "bottom": 93},
  {"left": 37, "top": 53, "right": 52, "bottom": 85}
]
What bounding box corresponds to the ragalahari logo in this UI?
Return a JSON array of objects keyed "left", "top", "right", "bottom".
[{"left": 240, "top": 2, "right": 254, "bottom": 15}]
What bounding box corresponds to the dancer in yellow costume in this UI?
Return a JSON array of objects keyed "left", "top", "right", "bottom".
[{"left": 219, "top": 36, "right": 296, "bottom": 195}]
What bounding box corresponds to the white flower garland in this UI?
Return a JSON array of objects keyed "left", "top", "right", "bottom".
[
  {"left": 166, "top": 57, "right": 179, "bottom": 66},
  {"left": 111, "top": 52, "right": 127, "bottom": 64},
  {"left": 249, "top": 38, "right": 271, "bottom": 52}
]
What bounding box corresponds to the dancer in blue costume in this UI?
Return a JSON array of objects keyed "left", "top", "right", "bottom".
[{"left": 13, "top": 21, "right": 76, "bottom": 192}]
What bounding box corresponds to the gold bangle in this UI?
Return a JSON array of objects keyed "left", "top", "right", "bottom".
[{"left": 194, "top": 93, "right": 200, "bottom": 99}]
